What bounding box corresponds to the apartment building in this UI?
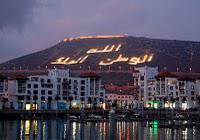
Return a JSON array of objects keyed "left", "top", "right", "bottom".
[{"left": 0, "top": 69, "right": 105, "bottom": 110}]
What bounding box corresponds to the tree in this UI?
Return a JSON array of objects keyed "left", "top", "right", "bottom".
[
  {"left": 33, "top": 94, "right": 37, "bottom": 110},
  {"left": 69, "top": 96, "right": 73, "bottom": 109},
  {"left": 163, "top": 97, "right": 168, "bottom": 108},
  {"left": 48, "top": 97, "right": 52, "bottom": 109},
  {"left": 55, "top": 94, "right": 60, "bottom": 109},
  {"left": 2, "top": 97, "right": 8, "bottom": 109}
]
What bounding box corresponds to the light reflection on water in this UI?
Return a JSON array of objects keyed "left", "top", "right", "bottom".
[{"left": 0, "top": 120, "right": 200, "bottom": 140}]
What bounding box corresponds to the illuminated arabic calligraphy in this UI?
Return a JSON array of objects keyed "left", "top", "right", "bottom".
[
  {"left": 51, "top": 55, "right": 89, "bottom": 65},
  {"left": 51, "top": 42, "right": 154, "bottom": 66},
  {"left": 99, "top": 54, "right": 153, "bottom": 66},
  {"left": 87, "top": 44, "right": 122, "bottom": 54},
  {"left": 99, "top": 54, "right": 129, "bottom": 66}
]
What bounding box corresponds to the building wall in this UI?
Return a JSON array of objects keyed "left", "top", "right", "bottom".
[{"left": 1, "top": 69, "right": 105, "bottom": 110}]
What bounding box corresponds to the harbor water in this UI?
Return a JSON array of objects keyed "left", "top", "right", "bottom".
[{"left": 0, "top": 119, "right": 200, "bottom": 140}]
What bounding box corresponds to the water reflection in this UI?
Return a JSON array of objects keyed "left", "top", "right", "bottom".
[{"left": 0, "top": 119, "right": 199, "bottom": 140}]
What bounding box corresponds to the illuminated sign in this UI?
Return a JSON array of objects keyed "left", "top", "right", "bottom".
[
  {"left": 51, "top": 55, "right": 89, "bottom": 65},
  {"left": 99, "top": 54, "right": 153, "bottom": 66},
  {"left": 87, "top": 44, "right": 122, "bottom": 54},
  {"left": 51, "top": 43, "right": 154, "bottom": 66}
]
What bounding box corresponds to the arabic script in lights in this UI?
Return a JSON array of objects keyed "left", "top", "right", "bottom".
[
  {"left": 87, "top": 44, "right": 122, "bottom": 54},
  {"left": 99, "top": 54, "right": 154, "bottom": 66},
  {"left": 51, "top": 55, "right": 89, "bottom": 65}
]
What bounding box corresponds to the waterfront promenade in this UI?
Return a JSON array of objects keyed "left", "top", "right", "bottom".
[{"left": 1, "top": 109, "right": 200, "bottom": 121}]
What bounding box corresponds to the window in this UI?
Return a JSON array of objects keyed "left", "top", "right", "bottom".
[
  {"left": 18, "top": 80, "right": 26, "bottom": 93},
  {"left": 41, "top": 96, "right": 45, "bottom": 101},
  {"left": 100, "top": 92, "right": 104, "bottom": 96},
  {"left": 27, "top": 90, "right": 31, "bottom": 94},
  {"left": 140, "top": 76, "right": 144, "bottom": 81},
  {"left": 81, "top": 80, "right": 85, "bottom": 84},
  {"left": 48, "top": 91, "right": 52, "bottom": 95},
  {"left": 47, "top": 79, "right": 51, "bottom": 83},
  {"left": 40, "top": 79, "right": 44, "bottom": 83},
  {"left": 26, "top": 96, "right": 30, "bottom": 100},
  {"left": 191, "top": 97, "right": 195, "bottom": 101},
  {"left": 170, "top": 86, "right": 173, "bottom": 90},
  {"left": 41, "top": 90, "right": 45, "bottom": 95},
  {"left": 191, "top": 91, "right": 195, "bottom": 95},
  {"left": 18, "top": 96, "right": 24, "bottom": 100},
  {"left": 33, "top": 90, "right": 38, "bottom": 95},
  {"left": 34, "top": 84, "right": 38, "bottom": 88},
  {"left": 0, "top": 81, "right": 3, "bottom": 92},
  {"left": 81, "top": 86, "right": 85, "bottom": 90},
  {"left": 27, "top": 84, "right": 31, "bottom": 88},
  {"left": 191, "top": 85, "right": 195, "bottom": 90},
  {"left": 81, "top": 92, "right": 85, "bottom": 96},
  {"left": 57, "top": 78, "right": 61, "bottom": 83}
]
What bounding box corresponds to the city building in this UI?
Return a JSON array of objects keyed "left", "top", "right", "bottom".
[
  {"left": 133, "top": 66, "right": 200, "bottom": 110},
  {"left": 68, "top": 72, "right": 105, "bottom": 109},
  {"left": 133, "top": 66, "right": 158, "bottom": 108},
  {"left": 0, "top": 69, "right": 105, "bottom": 110},
  {"left": 105, "top": 93, "right": 135, "bottom": 109}
]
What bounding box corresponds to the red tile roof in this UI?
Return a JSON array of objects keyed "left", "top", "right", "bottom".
[
  {"left": 79, "top": 72, "right": 101, "bottom": 78},
  {"left": 156, "top": 70, "right": 177, "bottom": 78},
  {"left": 9, "top": 75, "right": 28, "bottom": 80}
]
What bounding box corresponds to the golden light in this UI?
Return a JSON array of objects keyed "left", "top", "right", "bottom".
[
  {"left": 78, "top": 35, "right": 125, "bottom": 39},
  {"left": 99, "top": 54, "right": 129, "bottom": 66},
  {"left": 86, "top": 44, "right": 122, "bottom": 54},
  {"left": 51, "top": 55, "right": 89, "bottom": 65},
  {"left": 63, "top": 35, "right": 125, "bottom": 42},
  {"left": 25, "top": 104, "right": 31, "bottom": 110},
  {"left": 25, "top": 120, "right": 30, "bottom": 135},
  {"left": 128, "top": 54, "right": 154, "bottom": 65},
  {"left": 103, "top": 103, "right": 106, "bottom": 110}
]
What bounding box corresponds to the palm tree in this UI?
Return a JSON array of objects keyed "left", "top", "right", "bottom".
[
  {"left": 2, "top": 97, "right": 8, "bottom": 109},
  {"left": 33, "top": 94, "right": 37, "bottom": 110},
  {"left": 163, "top": 97, "right": 168, "bottom": 108},
  {"left": 55, "top": 94, "right": 60, "bottom": 109},
  {"left": 69, "top": 96, "right": 73, "bottom": 109},
  {"left": 170, "top": 96, "right": 175, "bottom": 109},
  {"left": 48, "top": 97, "right": 52, "bottom": 109}
]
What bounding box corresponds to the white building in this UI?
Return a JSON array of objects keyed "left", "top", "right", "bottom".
[
  {"left": 68, "top": 73, "right": 105, "bottom": 109},
  {"left": 132, "top": 66, "right": 200, "bottom": 110},
  {"left": 0, "top": 69, "right": 105, "bottom": 110},
  {"left": 0, "top": 75, "right": 8, "bottom": 109},
  {"left": 133, "top": 66, "right": 158, "bottom": 108}
]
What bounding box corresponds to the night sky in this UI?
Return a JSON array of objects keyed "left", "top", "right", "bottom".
[{"left": 0, "top": 0, "right": 200, "bottom": 63}]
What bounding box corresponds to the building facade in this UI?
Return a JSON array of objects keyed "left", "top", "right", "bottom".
[
  {"left": 0, "top": 69, "right": 105, "bottom": 110},
  {"left": 133, "top": 66, "right": 200, "bottom": 110},
  {"left": 105, "top": 93, "right": 135, "bottom": 109}
]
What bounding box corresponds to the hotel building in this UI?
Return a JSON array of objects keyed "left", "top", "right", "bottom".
[{"left": 0, "top": 69, "right": 105, "bottom": 110}]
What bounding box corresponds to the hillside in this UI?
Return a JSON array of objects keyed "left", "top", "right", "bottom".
[{"left": 1, "top": 35, "right": 200, "bottom": 72}]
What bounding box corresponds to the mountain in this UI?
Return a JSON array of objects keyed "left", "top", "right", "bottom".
[{"left": 1, "top": 35, "right": 200, "bottom": 72}]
